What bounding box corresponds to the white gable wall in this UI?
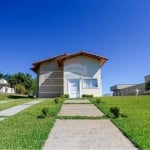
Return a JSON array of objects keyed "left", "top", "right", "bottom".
[{"left": 64, "top": 56, "right": 102, "bottom": 97}]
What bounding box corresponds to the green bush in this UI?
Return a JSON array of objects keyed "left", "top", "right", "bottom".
[
  {"left": 82, "top": 94, "right": 94, "bottom": 98},
  {"left": 82, "top": 94, "right": 86, "bottom": 98},
  {"left": 37, "top": 107, "right": 49, "bottom": 119},
  {"left": 15, "top": 84, "right": 27, "bottom": 95},
  {"left": 60, "top": 94, "right": 69, "bottom": 98},
  {"left": 42, "top": 107, "right": 49, "bottom": 116},
  {"left": 54, "top": 97, "right": 59, "bottom": 104},
  {"left": 110, "top": 107, "right": 120, "bottom": 118},
  {"left": 95, "top": 98, "right": 101, "bottom": 104},
  {"left": 89, "top": 95, "right": 94, "bottom": 98}
]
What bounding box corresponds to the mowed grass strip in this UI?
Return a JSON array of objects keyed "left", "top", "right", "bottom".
[
  {"left": 0, "top": 99, "right": 33, "bottom": 111},
  {"left": 0, "top": 99, "right": 63, "bottom": 149},
  {"left": 91, "top": 96, "right": 150, "bottom": 150}
]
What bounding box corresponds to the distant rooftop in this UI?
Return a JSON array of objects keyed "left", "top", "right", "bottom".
[{"left": 0, "top": 79, "right": 8, "bottom": 85}]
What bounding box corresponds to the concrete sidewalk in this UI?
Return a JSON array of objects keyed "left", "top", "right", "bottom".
[
  {"left": 43, "top": 99, "right": 137, "bottom": 150},
  {"left": 0, "top": 99, "right": 44, "bottom": 121}
]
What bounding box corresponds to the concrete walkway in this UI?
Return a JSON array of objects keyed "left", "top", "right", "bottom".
[
  {"left": 43, "top": 99, "right": 137, "bottom": 150},
  {"left": 0, "top": 99, "right": 44, "bottom": 121},
  {"left": 64, "top": 99, "right": 91, "bottom": 104},
  {"left": 59, "top": 99, "right": 103, "bottom": 117},
  {"left": 58, "top": 104, "right": 104, "bottom": 116}
]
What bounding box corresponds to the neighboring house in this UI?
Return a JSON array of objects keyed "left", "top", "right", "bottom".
[
  {"left": 110, "top": 74, "right": 150, "bottom": 96},
  {"left": 0, "top": 79, "right": 15, "bottom": 94},
  {"left": 31, "top": 51, "right": 108, "bottom": 98}
]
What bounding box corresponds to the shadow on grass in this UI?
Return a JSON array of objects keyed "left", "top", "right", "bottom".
[{"left": 7, "top": 94, "right": 32, "bottom": 99}]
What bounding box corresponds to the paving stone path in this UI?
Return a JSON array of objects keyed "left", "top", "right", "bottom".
[
  {"left": 43, "top": 99, "right": 138, "bottom": 150},
  {"left": 0, "top": 99, "right": 44, "bottom": 121},
  {"left": 58, "top": 104, "right": 104, "bottom": 116}
]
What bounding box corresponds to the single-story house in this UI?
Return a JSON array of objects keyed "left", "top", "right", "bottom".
[
  {"left": 31, "top": 51, "right": 108, "bottom": 98},
  {"left": 0, "top": 79, "right": 15, "bottom": 94}
]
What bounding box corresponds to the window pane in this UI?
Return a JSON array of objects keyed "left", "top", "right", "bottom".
[{"left": 83, "top": 79, "right": 98, "bottom": 88}]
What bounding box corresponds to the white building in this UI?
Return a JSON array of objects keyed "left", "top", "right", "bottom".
[
  {"left": 0, "top": 79, "right": 15, "bottom": 94},
  {"left": 110, "top": 75, "right": 150, "bottom": 96}
]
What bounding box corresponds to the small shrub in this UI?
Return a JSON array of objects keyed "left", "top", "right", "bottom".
[
  {"left": 60, "top": 94, "right": 69, "bottom": 98},
  {"left": 37, "top": 107, "right": 49, "bottom": 119},
  {"left": 54, "top": 97, "right": 59, "bottom": 104},
  {"left": 89, "top": 95, "right": 94, "bottom": 98},
  {"left": 110, "top": 107, "right": 120, "bottom": 118},
  {"left": 82, "top": 94, "right": 86, "bottom": 98},
  {"left": 95, "top": 98, "right": 101, "bottom": 104},
  {"left": 82, "top": 94, "right": 94, "bottom": 98},
  {"left": 64, "top": 94, "right": 69, "bottom": 98},
  {"left": 42, "top": 107, "right": 49, "bottom": 117}
]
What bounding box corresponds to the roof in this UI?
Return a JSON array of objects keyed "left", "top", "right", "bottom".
[
  {"left": 31, "top": 54, "right": 67, "bottom": 72},
  {"left": 31, "top": 51, "right": 108, "bottom": 73},
  {"left": 0, "top": 79, "right": 8, "bottom": 85}
]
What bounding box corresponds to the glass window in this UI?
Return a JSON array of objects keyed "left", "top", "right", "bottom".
[{"left": 83, "top": 79, "right": 98, "bottom": 88}]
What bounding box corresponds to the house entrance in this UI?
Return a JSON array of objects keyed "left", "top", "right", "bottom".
[{"left": 68, "top": 79, "right": 80, "bottom": 98}]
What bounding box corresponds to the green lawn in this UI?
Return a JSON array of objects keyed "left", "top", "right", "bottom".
[
  {"left": 0, "top": 94, "right": 10, "bottom": 100},
  {"left": 91, "top": 96, "right": 150, "bottom": 150},
  {"left": 0, "top": 99, "right": 63, "bottom": 149},
  {"left": 0, "top": 99, "right": 33, "bottom": 111}
]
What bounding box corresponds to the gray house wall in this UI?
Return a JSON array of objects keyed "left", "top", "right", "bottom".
[{"left": 38, "top": 61, "right": 63, "bottom": 98}]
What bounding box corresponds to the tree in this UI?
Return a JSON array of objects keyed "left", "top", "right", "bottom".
[
  {"left": 145, "top": 81, "right": 150, "bottom": 91},
  {"left": 7, "top": 72, "right": 35, "bottom": 95},
  {"left": 0, "top": 72, "right": 3, "bottom": 78},
  {"left": 30, "top": 78, "right": 37, "bottom": 95},
  {"left": 0, "top": 72, "right": 36, "bottom": 95},
  {"left": 3, "top": 74, "right": 11, "bottom": 81}
]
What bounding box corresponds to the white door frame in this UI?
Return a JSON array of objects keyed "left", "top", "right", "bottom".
[{"left": 68, "top": 78, "right": 80, "bottom": 98}]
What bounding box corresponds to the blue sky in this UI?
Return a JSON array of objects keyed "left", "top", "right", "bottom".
[{"left": 0, "top": 0, "right": 150, "bottom": 94}]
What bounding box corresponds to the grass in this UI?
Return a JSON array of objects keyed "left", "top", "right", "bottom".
[
  {"left": 0, "top": 99, "right": 63, "bottom": 149},
  {"left": 0, "top": 93, "right": 10, "bottom": 100},
  {"left": 90, "top": 96, "right": 150, "bottom": 150},
  {"left": 0, "top": 99, "right": 34, "bottom": 111}
]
